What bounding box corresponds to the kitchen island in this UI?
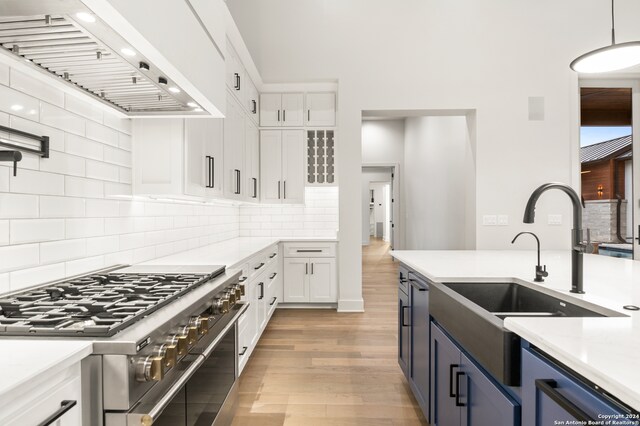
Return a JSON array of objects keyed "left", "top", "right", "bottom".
[{"left": 391, "top": 249, "right": 640, "bottom": 417}]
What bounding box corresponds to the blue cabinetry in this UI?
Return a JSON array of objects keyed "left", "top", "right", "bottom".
[
  {"left": 398, "top": 266, "right": 430, "bottom": 421},
  {"left": 431, "top": 323, "right": 520, "bottom": 426},
  {"left": 522, "top": 346, "right": 631, "bottom": 425}
]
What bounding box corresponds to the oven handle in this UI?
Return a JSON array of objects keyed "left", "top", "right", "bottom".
[
  {"left": 139, "top": 303, "right": 249, "bottom": 424},
  {"left": 202, "top": 302, "right": 249, "bottom": 359}
]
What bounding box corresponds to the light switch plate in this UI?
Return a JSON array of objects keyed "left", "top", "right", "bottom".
[
  {"left": 497, "top": 215, "right": 509, "bottom": 226},
  {"left": 483, "top": 215, "right": 497, "bottom": 226},
  {"left": 548, "top": 214, "right": 562, "bottom": 225}
]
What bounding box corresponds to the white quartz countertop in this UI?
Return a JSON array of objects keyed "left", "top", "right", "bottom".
[
  {"left": 391, "top": 249, "right": 640, "bottom": 409},
  {"left": 0, "top": 340, "right": 92, "bottom": 399},
  {"left": 141, "top": 236, "right": 337, "bottom": 269}
]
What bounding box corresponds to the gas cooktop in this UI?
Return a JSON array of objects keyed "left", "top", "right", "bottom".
[{"left": 0, "top": 265, "right": 225, "bottom": 337}]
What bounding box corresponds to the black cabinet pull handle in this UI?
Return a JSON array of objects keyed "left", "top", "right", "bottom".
[
  {"left": 305, "top": 263, "right": 308, "bottom": 275},
  {"left": 455, "top": 371, "right": 466, "bottom": 407},
  {"left": 252, "top": 99, "right": 257, "bottom": 114},
  {"left": 239, "top": 346, "right": 248, "bottom": 356},
  {"left": 254, "top": 262, "right": 265, "bottom": 270},
  {"left": 277, "top": 110, "right": 280, "bottom": 122},
  {"left": 278, "top": 180, "right": 281, "bottom": 199},
  {"left": 210, "top": 156, "right": 215, "bottom": 188},
  {"left": 535, "top": 379, "right": 595, "bottom": 421},
  {"left": 636, "top": 225, "right": 639, "bottom": 244},
  {"left": 270, "top": 296, "right": 277, "bottom": 306},
  {"left": 283, "top": 180, "right": 286, "bottom": 199},
  {"left": 234, "top": 169, "right": 241, "bottom": 194},
  {"left": 252, "top": 177, "right": 257, "bottom": 198},
  {"left": 401, "top": 305, "right": 410, "bottom": 327},
  {"left": 307, "top": 109, "right": 310, "bottom": 122},
  {"left": 205, "top": 156, "right": 212, "bottom": 188},
  {"left": 38, "top": 400, "right": 77, "bottom": 426},
  {"left": 269, "top": 253, "right": 277, "bottom": 258},
  {"left": 234, "top": 73, "right": 240, "bottom": 90},
  {"left": 283, "top": 109, "right": 286, "bottom": 122},
  {"left": 269, "top": 272, "right": 277, "bottom": 279},
  {"left": 259, "top": 282, "right": 264, "bottom": 299},
  {"left": 296, "top": 249, "right": 322, "bottom": 253},
  {"left": 311, "top": 263, "right": 314, "bottom": 274},
  {"left": 449, "top": 364, "right": 459, "bottom": 397}
]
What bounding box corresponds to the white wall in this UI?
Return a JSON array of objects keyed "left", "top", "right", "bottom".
[
  {"left": 239, "top": 187, "right": 338, "bottom": 238},
  {"left": 0, "top": 63, "right": 239, "bottom": 295},
  {"left": 361, "top": 168, "right": 392, "bottom": 245},
  {"left": 228, "top": 0, "right": 640, "bottom": 311},
  {"left": 403, "top": 116, "right": 475, "bottom": 249}
]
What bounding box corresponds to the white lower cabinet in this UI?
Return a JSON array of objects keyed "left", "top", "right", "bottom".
[
  {"left": 1, "top": 363, "right": 83, "bottom": 426},
  {"left": 283, "top": 257, "right": 337, "bottom": 303}
]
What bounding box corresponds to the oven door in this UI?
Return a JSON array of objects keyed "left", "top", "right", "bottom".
[{"left": 106, "top": 303, "right": 247, "bottom": 426}]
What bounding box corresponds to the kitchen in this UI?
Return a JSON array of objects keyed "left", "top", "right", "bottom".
[{"left": 0, "top": 0, "right": 639, "bottom": 425}]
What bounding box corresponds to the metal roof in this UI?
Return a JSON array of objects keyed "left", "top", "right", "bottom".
[{"left": 580, "top": 134, "right": 632, "bottom": 163}]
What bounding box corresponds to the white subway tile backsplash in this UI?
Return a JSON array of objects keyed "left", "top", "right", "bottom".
[
  {"left": 86, "top": 199, "right": 119, "bottom": 217},
  {"left": 0, "top": 193, "right": 39, "bottom": 218},
  {"left": 40, "top": 239, "right": 86, "bottom": 264},
  {"left": 86, "top": 121, "right": 118, "bottom": 146},
  {"left": 40, "top": 102, "right": 85, "bottom": 135},
  {"left": 86, "top": 235, "right": 118, "bottom": 256},
  {"left": 10, "top": 263, "right": 66, "bottom": 291},
  {"left": 65, "top": 134, "right": 104, "bottom": 160},
  {"left": 0, "top": 220, "right": 8, "bottom": 246},
  {"left": 10, "top": 219, "right": 65, "bottom": 244},
  {"left": 104, "top": 146, "right": 132, "bottom": 167},
  {"left": 85, "top": 160, "right": 119, "bottom": 182},
  {"left": 39, "top": 151, "right": 86, "bottom": 177},
  {"left": 64, "top": 94, "right": 103, "bottom": 123},
  {"left": 65, "top": 176, "right": 104, "bottom": 198},
  {"left": 0, "top": 243, "right": 39, "bottom": 273},
  {"left": 0, "top": 66, "right": 241, "bottom": 295},
  {"left": 10, "top": 169, "right": 64, "bottom": 196},
  {"left": 10, "top": 69, "right": 64, "bottom": 107},
  {"left": 40, "top": 195, "right": 85, "bottom": 218},
  {"left": 65, "top": 256, "right": 105, "bottom": 277},
  {"left": 65, "top": 218, "right": 104, "bottom": 239},
  {"left": 0, "top": 84, "right": 40, "bottom": 120}
]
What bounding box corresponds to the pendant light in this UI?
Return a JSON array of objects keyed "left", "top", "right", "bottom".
[{"left": 570, "top": 0, "right": 640, "bottom": 73}]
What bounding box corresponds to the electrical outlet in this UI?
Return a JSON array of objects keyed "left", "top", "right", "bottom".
[
  {"left": 548, "top": 214, "right": 562, "bottom": 225},
  {"left": 483, "top": 215, "right": 497, "bottom": 226},
  {"left": 497, "top": 215, "right": 509, "bottom": 226}
]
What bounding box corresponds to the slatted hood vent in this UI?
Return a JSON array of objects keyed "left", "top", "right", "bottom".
[{"left": 0, "top": 1, "right": 206, "bottom": 116}]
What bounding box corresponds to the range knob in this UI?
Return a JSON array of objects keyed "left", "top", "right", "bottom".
[
  {"left": 156, "top": 340, "right": 178, "bottom": 369},
  {"left": 178, "top": 324, "right": 197, "bottom": 346},
  {"left": 237, "top": 283, "right": 246, "bottom": 296},
  {"left": 171, "top": 333, "right": 188, "bottom": 356},
  {"left": 189, "top": 315, "right": 209, "bottom": 336},
  {"left": 226, "top": 289, "right": 237, "bottom": 305},
  {"left": 233, "top": 284, "right": 243, "bottom": 299},
  {"left": 212, "top": 297, "right": 229, "bottom": 314},
  {"left": 135, "top": 355, "right": 164, "bottom": 382}
]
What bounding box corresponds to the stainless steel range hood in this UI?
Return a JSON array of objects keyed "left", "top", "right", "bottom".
[{"left": 0, "top": 0, "right": 208, "bottom": 116}]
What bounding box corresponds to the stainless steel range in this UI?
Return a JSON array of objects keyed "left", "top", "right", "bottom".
[{"left": 0, "top": 264, "right": 247, "bottom": 426}]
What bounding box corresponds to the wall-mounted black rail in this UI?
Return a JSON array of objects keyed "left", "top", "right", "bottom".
[{"left": 0, "top": 124, "right": 49, "bottom": 176}]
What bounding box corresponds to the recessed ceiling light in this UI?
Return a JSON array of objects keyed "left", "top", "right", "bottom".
[
  {"left": 168, "top": 87, "right": 180, "bottom": 93},
  {"left": 76, "top": 12, "right": 96, "bottom": 23},
  {"left": 194, "top": 108, "right": 203, "bottom": 112},
  {"left": 28, "top": 109, "right": 37, "bottom": 115},
  {"left": 10, "top": 104, "right": 23, "bottom": 111},
  {"left": 187, "top": 102, "right": 198, "bottom": 108},
  {"left": 120, "top": 48, "right": 136, "bottom": 57}
]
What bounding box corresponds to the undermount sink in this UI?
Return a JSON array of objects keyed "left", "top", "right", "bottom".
[{"left": 429, "top": 280, "right": 626, "bottom": 386}]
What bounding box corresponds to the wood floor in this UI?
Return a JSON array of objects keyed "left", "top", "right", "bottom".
[{"left": 232, "top": 238, "right": 427, "bottom": 425}]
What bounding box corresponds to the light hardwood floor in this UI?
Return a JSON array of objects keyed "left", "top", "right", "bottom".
[{"left": 232, "top": 238, "right": 427, "bottom": 425}]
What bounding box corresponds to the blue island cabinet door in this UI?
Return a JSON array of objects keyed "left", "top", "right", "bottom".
[
  {"left": 459, "top": 352, "right": 520, "bottom": 426},
  {"left": 522, "top": 348, "right": 629, "bottom": 426},
  {"left": 431, "top": 323, "right": 461, "bottom": 426},
  {"left": 398, "top": 288, "right": 411, "bottom": 377},
  {"left": 410, "top": 277, "right": 430, "bottom": 421}
]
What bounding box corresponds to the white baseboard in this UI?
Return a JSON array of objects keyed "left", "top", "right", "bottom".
[{"left": 338, "top": 298, "right": 364, "bottom": 312}]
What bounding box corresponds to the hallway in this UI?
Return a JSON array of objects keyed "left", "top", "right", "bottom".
[{"left": 232, "top": 238, "right": 426, "bottom": 425}]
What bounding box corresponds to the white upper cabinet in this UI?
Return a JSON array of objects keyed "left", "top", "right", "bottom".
[
  {"left": 184, "top": 118, "right": 224, "bottom": 198},
  {"left": 224, "top": 94, "right": 246, "bottom": 200},
  {"left": 305, "top": 93, "right": 336, "bottom": 126},
  {"left": 245, "top": 78, "right": 260, "bottom": 125},
  {"left": 260, "top": 93, "right": 304, "bottom": 127},
  {"left": 226, "top": 39, "right": 260, "bottom": 124},
  {"left": 226, "top": 40, "right": 244, "bottom": 98},
  {"left": 133, "top": 117, "right": 223, "bottom": 199},
  {"left": 260, "top": 130, "right": 305, "bottom": 204},
  {"left": 245, "top": 119, "right": 260, "bottom": 201}
]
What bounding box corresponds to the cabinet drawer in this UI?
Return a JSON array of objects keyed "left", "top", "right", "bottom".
[
  {"left": 283, "top": 242, "right": 336, "bottom": 258},
  {"left": 265, "top": 246, "right": 279, "bottom": 265}
]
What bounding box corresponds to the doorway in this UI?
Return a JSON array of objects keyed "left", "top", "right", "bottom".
[
  {"left": 579, "top": 86, "right": 634, "bottom": 259},
  {"left": 362, "top": 166, "right": 398, "bottom": 249}
]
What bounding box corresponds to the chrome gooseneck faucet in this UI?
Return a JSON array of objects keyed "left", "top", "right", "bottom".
[
  {"left": 511, "top": 232, "right": 548, "bottom": 282},
  {"left": 523, "top": 182, "right": 587, "bottom": 294}
]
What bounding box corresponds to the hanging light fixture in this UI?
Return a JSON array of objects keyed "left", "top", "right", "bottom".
[{"left": 570, "top": 0, "right": 640, "bottom": 73}]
